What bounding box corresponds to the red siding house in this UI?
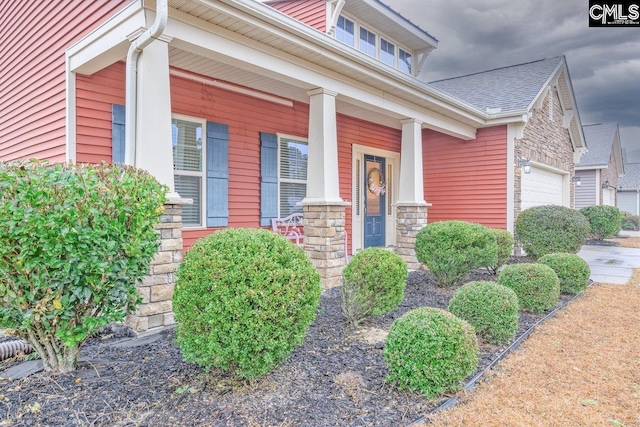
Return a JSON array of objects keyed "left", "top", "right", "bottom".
[{"left": 0, "top": 0, "right": 587, "bottom": 333}]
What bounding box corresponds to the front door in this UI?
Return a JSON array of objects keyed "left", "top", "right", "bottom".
[{"left": 364, "top": 154, "right": 386, "bottom": 248}]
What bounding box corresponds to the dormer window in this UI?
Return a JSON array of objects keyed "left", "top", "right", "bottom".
[
  {"left": 336, "top": 15, "right": 355, "bottom": 46},
  {"left": 399, "top": 49, "right": 412, "bottom": 75},
  {"left": 334, "top": 13, "right": 413, "bottom": 76}
]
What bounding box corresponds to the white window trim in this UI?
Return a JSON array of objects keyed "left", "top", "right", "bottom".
[
  {"left": 334, "top": 11, "right": 414, "bottom": 74},
  {"left": 172, "top": 113, "right": 207, "bottom": 229},
  {"left": 277, "top": 133, "right": 309, "bottom": 217}
]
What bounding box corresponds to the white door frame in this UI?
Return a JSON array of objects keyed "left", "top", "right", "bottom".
[{"left": 351, "top": 144, "right": 399, "bottom": 254}]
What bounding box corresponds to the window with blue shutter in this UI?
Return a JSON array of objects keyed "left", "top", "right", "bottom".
[
  {"left": 206, "top": 122, "right": 229, "bottom": 227},
  {"left": 260, "top": 132, "right": 278, "bottom": 226},
  {"left": 111, "top": 104, "right": 125, "bottom": 163}
]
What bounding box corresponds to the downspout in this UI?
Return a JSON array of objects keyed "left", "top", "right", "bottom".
[{"left": 125, "top": 0, "right": 169, "bottom": 165}]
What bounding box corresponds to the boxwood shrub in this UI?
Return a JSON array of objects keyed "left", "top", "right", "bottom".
[
  {"left": 415, "top": 221, "right": 497, "bottom": 287},
  {"left": 384, "top": 307, "right": 478, "bottom": 398},
  {"left": 497, "top": 263, "right": 560, "bottom": 313},
  {"left": 341, "top": 247, "right": 407, "bottom": 325},
  {"left": 515, "top": 205, "right": 590, "bottom": 259},
  {"left": 173, "top": 228, "right": 321, "bottom": 379},
  {"left": 580, "top": 205, "right": 622, "bottom": 240},
  {"left": 538, "top": 253, "right": 590, "bottom": 294},
  {"left": 486, "top": 229, "right": 515, "bottom": 274},
  {"left": 0, "top": 161, "right": 166, "bottom": 373},
  {"left": 621, "top": 211, "right": 639, "bottom": 231},
  {"left": 448, "top": 281, "right": 519, "bottom": 344}
]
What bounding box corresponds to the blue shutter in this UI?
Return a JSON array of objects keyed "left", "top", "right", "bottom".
[
  {"left": 260, "top": 132, "right": 278, "bottom": 226},
  {"left": 111, "top": 104, "right": 125, "bottom": 163},
  {"left": 206, "top": 122, "right": 229, "bottom": 227}
]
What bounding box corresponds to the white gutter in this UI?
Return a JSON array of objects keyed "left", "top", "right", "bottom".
[{"left": 125, "top": 0, "right": 169, "bottom": 165}]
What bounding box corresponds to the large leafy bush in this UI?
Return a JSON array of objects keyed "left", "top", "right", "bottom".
[
  {"left": 0, "top": 161, "right": 166, "bottom": 373},
  {"left": 538, "top": 253, "right": 590, "bottom": 294},
  {"left": 486, "top": 229, "right": 514, "bottom": 274},
  {"left": 497, "top": 263, "right": 560, "bottom": 313},
  {"left": 341, "top": 247, "right": 407, "bottom": 325},
  {"left": 415, "top": 221, "right": 497, "bottom": 287},
  {"left": 384, "top": 307, "right": 478, "bottom": 398},
  {"left": 515, "top": 205, "right": 590, "bottom": 259},
  {"left": 173, "top": 228, "right": 321, "bottom": 378},
  {"left": 621, "top": 211, "right": 639, "bottom": 231},
  {"left": 580, "top": 205, "right": 622, "bottom": 240},
  {"left": 448, "top": 281, "right": 519, "bottom": 344}
]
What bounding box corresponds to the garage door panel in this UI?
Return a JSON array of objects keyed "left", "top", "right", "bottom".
[{"left": 522, "top": 167, "right": 565, "bottom": 210}]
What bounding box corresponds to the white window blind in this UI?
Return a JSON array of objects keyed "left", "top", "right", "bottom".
[
  {"left": 279, "top": 137, "right": 308, "bottom": 216},
  {"left": 172, "top": 118, "right": 204, "bottom": 226}
]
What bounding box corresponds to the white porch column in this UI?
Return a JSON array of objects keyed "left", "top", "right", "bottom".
[
  {"left": 396, "top": 118, "right": 428, "bottom": 270},
  {"left": 303, "top": 88, "right": 343, "bottom": 204},
  {"left": 135, "top": 38, "right": 176, "bottom": 195},
  {"left": 398, "top": 118, "right": 426, "bottom": 204}
]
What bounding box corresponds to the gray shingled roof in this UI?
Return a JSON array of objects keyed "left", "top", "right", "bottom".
[
  {"left": 619, "top": 162, "right": 640, "bottom": 190},
  {"left": 429, "top": 57, "right": 564, "bottom": 113},
  {"left": 578, "top": 123, "right": 618, "bottom": 167}
]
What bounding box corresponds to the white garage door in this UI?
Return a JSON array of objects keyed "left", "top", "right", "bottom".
[{"left": 521, "top": 167, "right": 565, "bottom": 210}]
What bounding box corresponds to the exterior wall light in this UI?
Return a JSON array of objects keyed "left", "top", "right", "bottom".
[
  {"left": 517, "top": 156, "right": 531, "bottom": 174},
  {"left": 602, "top": 179, "right": 611, "bottom": 189},
  {"left": 572, "top": 176, "right": 581, "bottom": 187}
]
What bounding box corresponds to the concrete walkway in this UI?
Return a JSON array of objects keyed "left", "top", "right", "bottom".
[{"left": 577, "top": 230, "right": 640, "bottom": 284}]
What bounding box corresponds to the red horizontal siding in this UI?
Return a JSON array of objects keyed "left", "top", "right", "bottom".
[
  {"left": 423, "top": 126, "right": 508, "bottom": 229},
  {"left": 0, "top": 0, "right": 132, "bottom": 162},
  {"left": 265, "top": 0, "right": 326, "bottom": 32}
]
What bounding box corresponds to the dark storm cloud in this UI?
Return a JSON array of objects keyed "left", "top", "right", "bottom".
[{"left": 386, "top": 0, "right": 640, "bottom": 159}]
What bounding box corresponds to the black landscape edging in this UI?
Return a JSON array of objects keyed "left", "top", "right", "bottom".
[{"left": 407, "top": 281, "right": 593, "bottom": 426}]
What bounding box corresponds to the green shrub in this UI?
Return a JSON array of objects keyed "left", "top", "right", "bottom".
[
  {"left": 173, "top": 228, "right": 321, "bottom": 379},
  {"left": 486, "top": 229, "right": 515, "bottom": 274},
  {"left": 384, "top": 307, "right": 478, "bottom": 398},
  {"left": 497, "top": 263, "right": 560, "bottom": 313},
  {"left": 0, "top": 161, "right": 166, "bottom": 373},
  {"left": 448, "top": 281, "right": 519, "bottom": 344},
  {"left": 415, "top": 221, "right": 497, "bottom": 287},
  {"left": 341, "top": 248, "right": 407, "bottom": 325},
  {"left": 538, "top": 253, "right": 590, "bottom": 294},
  {"left": 580, "top": 205, "right": 622, "bottom": 240},
  {"left": 515, "top": 205, "right": 590, "bottom": 259},
  {"left": 621, "top": 211, "right": 639, "bottom": 231}
]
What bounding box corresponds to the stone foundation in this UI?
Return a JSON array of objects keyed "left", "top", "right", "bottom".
[
  {"left": 126, "top": 198, "right": 189, "bottom": 335},
  {"left": 302, "top": 203, "right": 349, "bottom": 290},
  {"left": 395, "top": 203, "right": 429, "bottom": 270}
]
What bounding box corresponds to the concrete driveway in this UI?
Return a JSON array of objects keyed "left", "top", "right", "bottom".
[{"left": 578, "top": 230, "right": 640, "bottom": 284}]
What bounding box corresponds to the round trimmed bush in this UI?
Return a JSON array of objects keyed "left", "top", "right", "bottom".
[
  {"left": 580, "top": 205, "right": 622, "bottom": 240},
  {"left": 486, "top": 228, "right": 515, "bottom": 274},
  {"left": 341, "top": 247, "right": 408, "bottom": 325},
  {"left": 621, "top": 211, "right": 639, "bottom": 231},
  {"left": 448, "top": 281, "right": 519, "bottom": 344},
  {"left": 538, "top": 253, "right": 590, "bottom": 294},
  {"left": 415, "top": 221, "right": 498, "bottom": 287},
  {"left": 497, "top": 263, "right": 560, "bottom": 313},
  {"left": 173, "top": 228, "right": 321, "bottom": 378},
  {"left": 515, "top": 205, "right": 590, "bottom": 259},
  {"left": 384, "top": 307, "right": 478, "bottom": 398}
]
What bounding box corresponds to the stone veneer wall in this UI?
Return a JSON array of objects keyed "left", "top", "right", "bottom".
[
  {"left": 514, "top": 88, "right": 575, "bottom": 220},
  {"left": 303, "top": 203, "right": 348, "bottom": 290},
  {"left": 126, "top": 201, "right": 185, "bottom": 335},
  {"left": 395, "top": 204, "right": 428, "bottom": 270}
]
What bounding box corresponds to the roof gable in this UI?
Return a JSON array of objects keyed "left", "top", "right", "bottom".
[{"left": 578, "top": 123, "right": 624, "bottom": 175}]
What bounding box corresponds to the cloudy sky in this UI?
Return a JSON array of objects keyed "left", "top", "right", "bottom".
[{"left": 385, "top": 0, "right": 640, "bottom": 162}]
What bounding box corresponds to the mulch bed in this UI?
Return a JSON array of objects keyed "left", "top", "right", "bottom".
[{"left": 0, "top": 266, "right": 574, "bottom": 427}]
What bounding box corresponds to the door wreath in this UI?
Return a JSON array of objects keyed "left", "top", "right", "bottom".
[{"left": 367, "top": 168, "right": 386, "bottom": 196}]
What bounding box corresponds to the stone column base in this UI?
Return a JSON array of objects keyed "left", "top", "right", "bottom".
[
  {"left": 302, "top": 202, "right": 349, "bottom": 290},
  {"left": 395, "top": 203, "right": 429, "bottom": 270},
  {"left": 126, "top": 197, "right": 190, "bottom": 335}
]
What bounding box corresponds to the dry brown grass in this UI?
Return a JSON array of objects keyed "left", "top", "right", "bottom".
[
  {"left": 606, "top": 236, "right": 640, "bottom": 248},
  {"left": 421, "top": 269, "right": 640, "bottom": 427}
]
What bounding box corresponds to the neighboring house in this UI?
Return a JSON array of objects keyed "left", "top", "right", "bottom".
[
  {"left": 618, "top": 157, "right": 640, "bottom": 215},
  {"left": 0, "top": 0, "right": 587, "bottom": 332},
  {"left": 574, "top": 123, "right": 624, "bottom": 208},
  {"left": 428, "top": 57, "right": 587, "bottom": 228}
]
